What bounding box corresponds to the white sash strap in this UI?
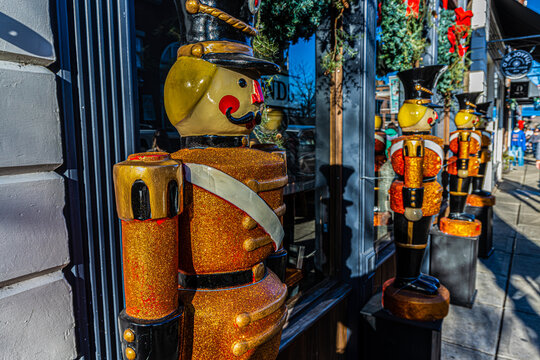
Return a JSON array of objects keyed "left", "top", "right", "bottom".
[
  {"left": 471, "top": 132, "right": 481, "bottom": 145},
  {"left": 449, "top": 132, "right": 459, "bottom": 143},
  {"left": 389, "top": 140, "right": 403, "bottom": 158},
  {"left": 375, "top": 133, "right": 386, "bottom": 144},
  {"left": 424, "top": 140, "right": 444, "bottom": 166},
  {"left": 183, "top": 163, "right": 284, "bottom": 249}
]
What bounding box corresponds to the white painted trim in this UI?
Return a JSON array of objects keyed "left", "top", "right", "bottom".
[
  {"left": 424, "top": 140, "right": 444, "bottom": 165},
  {"left": 389, "top": 140, "right": 403, "bottom": 157}
]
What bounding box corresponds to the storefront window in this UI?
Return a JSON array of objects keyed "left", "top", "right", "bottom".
[{"left": 134, "top": 3, "right": 330, "bottom": 302}]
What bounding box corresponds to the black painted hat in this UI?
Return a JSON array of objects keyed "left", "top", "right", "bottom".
[
  {"left": 455, "top": 92, "right": 483, "bottom": 115},
  {"left": 476, "top": 102, "right": 492, "bottom": 119},
  {"left": 179, "top": 0, "right": 280, "bottom": 75},
  {"left": 397, "top": 65, "right": 447, "bottom": 108}
]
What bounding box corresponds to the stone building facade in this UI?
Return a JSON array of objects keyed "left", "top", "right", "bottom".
[{"left": 0, "top": 1, "right": 77, "bottom": 358}]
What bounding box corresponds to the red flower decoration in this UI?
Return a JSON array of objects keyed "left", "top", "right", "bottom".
[
  {"left": 455, "top": 7, "right": 473, "bottom": 28},
  {"left": 402, "top": 0, "right": 420, "bottom": 18},
  {"left": 447, "top": 8, "right": 473, "bottom": 57}
]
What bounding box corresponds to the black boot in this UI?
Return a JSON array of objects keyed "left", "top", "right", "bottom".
[
  {"left": 419, "top": 273, "right": 440, "bottom": 288},
  {"left": 393, "top": 277, "right": 438, "bottom": 295},
  {"left": 394, "top": 214, "right": 439, "bottom": 295}
]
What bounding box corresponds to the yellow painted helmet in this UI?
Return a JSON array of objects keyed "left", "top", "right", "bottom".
[
  {"left": 375, "top": 115, "right": 382, "bottom": 130},
  {"left": 454, "top": 110, "right": 479, "bottom": 128},
  {"left": 397, "top": 102, "right": 428, "bottom": 128},
  {"left": 164, "top": 56, "right": 218, "bottom": 126}
]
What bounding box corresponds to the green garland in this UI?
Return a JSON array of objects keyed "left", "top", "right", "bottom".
[
  {"left": 254, "top": 0, "right": 330, "bottom": 61},
  {"left": 377, "top": 0, "right": 429, "bottom": 76},
  {"left": 436, "top": 8, "right": 472, "bottom": 106}
]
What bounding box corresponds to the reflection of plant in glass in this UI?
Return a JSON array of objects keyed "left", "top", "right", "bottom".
[
  {"left": 255, "top": 0, "right": 330, "bottom": 60},
  {"left": 376, "top": 0, "right": 429, "bottom": 76},
  {"left": 290, "top": 63, "right": 316, "bottom": 122},
  {"left": 254, "top": 0, "right": 355, "bottom": 74}
]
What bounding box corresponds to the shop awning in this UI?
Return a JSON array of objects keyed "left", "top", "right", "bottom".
[{"left": 491, "top": 0, "right": 540, "bottom": 61}]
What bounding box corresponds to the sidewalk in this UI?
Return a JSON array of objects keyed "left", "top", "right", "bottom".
[{"left": 441, "top": 158, "right": 540, "bottom": 360}]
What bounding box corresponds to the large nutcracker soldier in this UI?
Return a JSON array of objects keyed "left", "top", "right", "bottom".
[
  {"left": 383, "top": 65, "right": 450, "bottom": 321},
  {"left": 466, "top": 101, "right": 496, "bottom": 257},
  {"left": 374, "top": 114, "right": 387, "bottom": 227},
  {"left": 113, "top": 1, "right": 288, "bottom": 359},
  {"left": 439, "top": 92, "right": 482, "bottom": 238}
]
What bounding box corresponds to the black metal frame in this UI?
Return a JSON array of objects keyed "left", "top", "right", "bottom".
[
  {"left": 56, "top": 0, "right": 139, "bottom": 358},
  {"left": 56, "top": 0, "right": 377, "bottom": 358}
]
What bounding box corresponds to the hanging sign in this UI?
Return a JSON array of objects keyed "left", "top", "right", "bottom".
[
  {"left": 500, "top": 50, "right": 533, "bottom": 80},
  {"left": 389, "top": 76, "right": 400, "bottom": 114},
  {"left": 510, "top": 82, "right": 529, "bottom": 99}
]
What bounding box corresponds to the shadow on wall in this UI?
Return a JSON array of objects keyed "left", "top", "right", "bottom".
[{"left": 0, "top": 12, "right": 54, "bottom": 59}]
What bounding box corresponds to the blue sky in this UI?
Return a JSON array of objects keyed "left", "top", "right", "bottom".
[{"left": 528, "top": 0, "right": 540, "bottom": 14}]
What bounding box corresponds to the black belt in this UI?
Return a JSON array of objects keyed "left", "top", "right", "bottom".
[
  {"left": 178, "top": 266, "right": 266, "bottom": 289},
  {"left": 180, "top": 135, "right": 248, "bottom": 149},
  {"left": 396, "top": 176, "right": 437, "bottom": 183}
]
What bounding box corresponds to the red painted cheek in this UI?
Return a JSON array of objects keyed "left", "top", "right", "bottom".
[
  {"left": 428, "top": 118, "right": 434, "bottom": 125},
  {"left": 219, "top": 95, "right": 240, "bottom": 115}
]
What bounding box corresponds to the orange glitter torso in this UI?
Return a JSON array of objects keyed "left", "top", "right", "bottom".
[
  {"left": 389, "top": 134, "right": 444, "bottom": 216},
  {"left": 171, "top": 147, "right": 286, "bottom": 275},
  {"left": 449, "top": 130, "right": 481, "bottom": 155},
  {"left": 390, "top": 135, "right": 443, "bottom": 177},
  {"left": 448, "top": 130, "right": 481, "bottom": 176}
]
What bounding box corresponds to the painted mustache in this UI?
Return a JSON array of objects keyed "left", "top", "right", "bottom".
[{"left": 226, "top": 107, "right": 262, "bottom": 126}]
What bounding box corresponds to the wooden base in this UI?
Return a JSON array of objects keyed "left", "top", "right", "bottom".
[
  {"left": 440, "top": 217, "right": 481, "bottom": 237},
  {"left": 382, "top": 278, "right": 450, "bottom": 321}
]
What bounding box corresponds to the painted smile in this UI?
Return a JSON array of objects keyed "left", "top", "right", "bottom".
[{"left": 225, "top": 108, "right": 262, "bottom": 129}]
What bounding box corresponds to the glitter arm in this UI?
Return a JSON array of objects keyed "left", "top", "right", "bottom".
[
  {"left": 402, "top": 138, "right": 425, "bottom": 221},
  {"left": 457, "top": 131, "right": 471, "bottom": 178},
  {"left": 113, "top": 152, "right": 183, "bottom": 360}
]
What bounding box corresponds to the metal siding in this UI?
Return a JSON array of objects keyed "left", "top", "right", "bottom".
[{"left": 56, "top": 0, "right": 138, "bottom": 358}]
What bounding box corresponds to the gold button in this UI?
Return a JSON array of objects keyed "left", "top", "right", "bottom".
[
  {"left": 411, "top": 190, "right": 416, "bottom": 195},
  {"left": 411, "top": 196, "right": 416, "bottom": 201},
  {"left": 125, "top": 347, "right": 136, "bottom": 360},
  {"left": 123, "top": 329, "right": 135, "bottom": 343},
  {"left": 411, "top": 202, "right": 416, "bottom": 207}
]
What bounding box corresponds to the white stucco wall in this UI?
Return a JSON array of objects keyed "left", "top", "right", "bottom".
[{"left": 0, "top": 0, "right": 76, "bottom": 359}]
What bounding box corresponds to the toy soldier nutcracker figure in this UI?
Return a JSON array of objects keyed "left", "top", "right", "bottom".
[
  {"left": 439, "top": 92, "right": 482, "bottom": 238},
  {"left": 466, "top": 102, "right": 496, "bottom": 257},
  {"left": 114, "top": 1, "right": 288, "bottom": 359},
  {"left": 383, "top": 65, "right": 450, "bottom": 321},
  {"left": 374, "top": 114, "right": 387, "bottom": 226}
]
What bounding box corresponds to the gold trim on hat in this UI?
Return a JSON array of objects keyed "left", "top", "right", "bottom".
[
  {"left": 177, "top": 41, "right": 253, "bottom": 58},
  {"left": 465, "top": 101, "right": 477, "bottom": 108},
  {"left": 415, "top": 84, "right": 433, "bottom": 95},
  {"left": 404, "top": 99, "right": 432, "bottom": 105},
  {"left": 185, "top": 0, "right": 258, "bottom": 37}
]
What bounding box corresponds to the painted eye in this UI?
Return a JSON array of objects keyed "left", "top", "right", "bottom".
[
  {"left": 248, "top": 0, "right": 260, "bottom": 14},
  {"left": 238, "top": 78, "right": 247, "bottom": 88}
]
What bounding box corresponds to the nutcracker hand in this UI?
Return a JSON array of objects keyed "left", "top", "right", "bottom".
[{"left": 404, "top": 207, "right": 423, "bottom": 221}]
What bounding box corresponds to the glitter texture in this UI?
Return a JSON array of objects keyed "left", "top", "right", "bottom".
[
  {"left": 390, "top": 180, "right": 442, "bottom": 216},
  {"left": 440, "top": 217, "right": 482, "bottom": 237},
  {"left": 178, "top": 271, "right": 287, "bottom": 360},
  {"left": 122, "top": 217, "right": 179, "bottom": 320},
  {"left": 389, "top": 135, "right": 443, "bottom": 217},
  {"left": 467, "top": 193, "right": 496, "bottom": 207},
  {"left": 447, "top": 155, "right": 480, "bottom": 176},
  {"left": 172, "top": 147, "right": 287, "bottom": 275},
  {"left": 391, "top": 135, "right": 443, "bottom": 177}
]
